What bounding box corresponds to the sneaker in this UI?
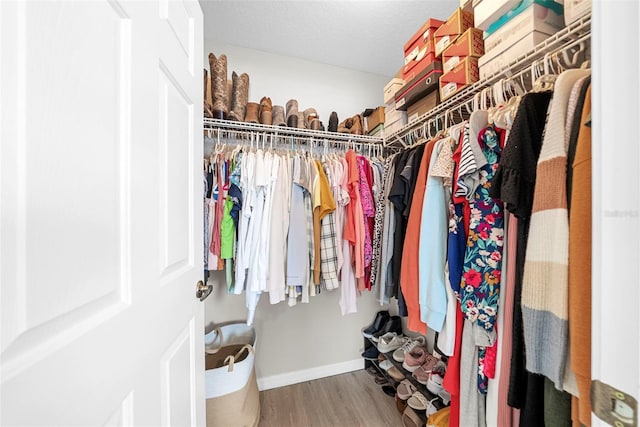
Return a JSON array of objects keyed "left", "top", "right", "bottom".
[
  {"left": 377, "top": 333, "right": 408, "bottom": 353},
  {"left": 402, "top": 346, "right": 428, "bottom": 372},
  {"left": 411, "top": 354, "right": 439, "bottom": 384},
  {"left": 393, "top": 335, "right": 426, "bottom": 362},
  {"left": 361, "top": 346, "right": 380, "bottom": 360},
  {"left": 426, "top": 372, "right": 444, "bottom": 396}
]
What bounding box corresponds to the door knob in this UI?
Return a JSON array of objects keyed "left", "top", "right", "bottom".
[{"left": 196, "top": 280, "right": 212, "bottom": 301}]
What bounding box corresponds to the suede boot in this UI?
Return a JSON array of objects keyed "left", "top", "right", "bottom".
[
  {"left": 350, "top": 114, "right": 363, "bottom": 135},
  {"left": 286, "top": 99, "right": 299, "bottom": 128},
  {"left": 228, "top": 71, "right": 249, "bottom": 121},
  {"left": 259, "top": 96, "right": 273, "bottom": 125},
  {"left": 244, "top": 102, "right": 259, "bottom": 123},
  {"left": 272, "top": 105, "right": 286, "bottom": 126},
  {"left": 304, "top": 108, "right": 321, "bottom": 130},
  {"left": 225, "top": 79, "right": 233, "bottom": 115},
  {"left": 337, "top": 117, "right": 353, "bottom": 133},
  {"left": 209, "top": 53, "right": 228, "bottom": 119},
  {"left": 328, "top": 111, "right": 338, "bottom": 132},
  {"left": 297, "top": 111, "right": 305, "bottom": 129},
  {"left": 203, "top": 69, "right": 213, "bottom": 118}
]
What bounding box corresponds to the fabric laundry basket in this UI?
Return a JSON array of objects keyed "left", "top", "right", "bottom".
[{"left": 205, "top": 323, "right": 260, "bottom": 427}]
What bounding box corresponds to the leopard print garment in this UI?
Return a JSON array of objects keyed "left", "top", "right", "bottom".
[{"left": 369, "top": 153, "right": 397, "bottom": 289}]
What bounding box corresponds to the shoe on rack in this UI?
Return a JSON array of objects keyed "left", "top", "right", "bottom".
[
  {"left": 374, "top": 374, "right": 389, "bottom": 385},
  {"left": 396, "top": 379, "right": 417, "bottom": 400},
  {"left": 372, "top": 315, "right": 402, "bottom": 343},
  {"left": 426, "top": 371, "right": 444, "bottom": 396},
  {"left": 402, "top": 406, "right": 422, "bottom": 427},
  {"left": 361, "top": 346, "right": 380, "bottom": 361},
  {"left": 377, "top": 333, "right": 409, "bottom": 353},
  {"left": 258, "top": 96, "right": 272, "bottom": 125},
  {"left": 381, "top": 385, "right": 396, "bottom": 398},
  {"left": 304, "top": 107, "right": 321, "bottom": 130},
  {"left": 379, "top": 360, "right": 394, "bottom": 371},
  {"left": 395, "top": 394, "right": 408, "bottom": 414},
  {"left": 286, "top": 99, "right": 299, "bottom": 128},
  {"left": 272, "top": 105, "right": 286, "bottom": 126},
  {"left": 362, "top": 310, "right": 390, "bottom": 339},
  {"left": 402, "top": 346, "right": 428, "bottom": 373},
  {"left": 387, "top": 366, "right": 405, "bottom": 382},
  {"left": 328, "top": 111, "right": 338, "bottom": 132},
  {"left": 228, "top": 71, "right": 250, "bottom": 121},
  {"left": 407, "top": 391, "right": 428, "bottom": 411},
  {"left": 411, "top": 354, "right": 439, "bottom": 385},
  {"left": 208, "top": 53, "right": 228, "bottom": 119},
  {"left": 244, "top": 102, "right": 259, "bottom": 123},
  {"left": 365, "top": 366, "right": 378, "bottom": 377},
  {"left": 349, "top": 114, "right": 363, "bottom": 135},
  {"left": 393, "top": 335, "right": 427, "bottom": 363}
]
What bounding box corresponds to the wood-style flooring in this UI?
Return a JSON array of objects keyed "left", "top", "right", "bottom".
[{"left": 258, "top": 369, "right": 403, "bottom": 427}]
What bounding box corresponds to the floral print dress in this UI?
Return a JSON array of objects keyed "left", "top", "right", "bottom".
[{"left": 459, "top": 125, "right": 505, "bottom": 393}]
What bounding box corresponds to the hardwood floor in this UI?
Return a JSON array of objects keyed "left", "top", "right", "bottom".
[{"left": 257, "top": 370, "right": 403, "bottom": 427}]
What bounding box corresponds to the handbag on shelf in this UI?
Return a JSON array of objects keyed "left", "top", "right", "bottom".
[{"left": 205, "top": 323, "right": 260, "bottom": 427}]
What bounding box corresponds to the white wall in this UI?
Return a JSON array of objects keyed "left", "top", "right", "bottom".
[
  {"left": 203, "top": 40, "right": 397, "bottom": 388},
  {"left": 204, "top": 39, "right": 392, "bottom": 127}
]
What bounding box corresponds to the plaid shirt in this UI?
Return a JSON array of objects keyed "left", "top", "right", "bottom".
[{"left": 320, "top": 212, "right": 340, "bottom": 290}]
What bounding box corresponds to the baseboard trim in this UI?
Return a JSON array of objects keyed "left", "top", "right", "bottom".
[{"left": 256, "top": 358, "right": 364, "bottom": 391}]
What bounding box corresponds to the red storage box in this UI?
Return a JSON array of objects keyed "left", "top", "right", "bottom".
[
  {"left": 439, "top": 56, "right": 479, "bottom": 101},
  {"left": 434, "top": 7, "right": 475, "bottom": 56},
  {"left": 403, "top": 18, "right": 444, "bottom": 81},
  {"left": 442, "top": 28, "right": 485, "bottom": 72}
]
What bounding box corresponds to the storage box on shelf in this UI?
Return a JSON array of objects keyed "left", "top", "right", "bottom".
[
  {"left": 366, "top": 106, "right": 385, "bottom": 133},
  {"left": 395, "top": 61, "right": 443, "bottom": 111},
  {"left": 408, "top": 91, "right": 440, "bottom": 123},
  {"left": 439, "top": 56, "right": 479, "bottom": 101},
  {"left": 442, "top": 27, "right": 485, "bottom": 72},
  {"left": 564, "top": 0, "right": 590, "bottom": 26},
  {"left": 478, "top": 2, "right": 565, "bottom": 79},
  {"left": 484, "top": 0, "right": 564, "bottom": 37},
  {"left": 403, "top": 18, "right": 444, "bottom": 81},
  {"left": 434, "top": 7, "right": 475, "bottom": 56},
  {"left": 384, "top": 104, "right": 408, "bottom": 136},
  {"left": 474, "top": 0, "right": 522, "bottom": 30},
  {"left": 384, "top": 77, "right": 404, "bottom": 105}
]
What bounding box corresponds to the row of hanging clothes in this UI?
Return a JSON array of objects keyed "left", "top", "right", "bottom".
[
  {"left": 377, "top": 61, "right": 592, "bottom": 427},
  {"left": 203, "top": 130, "right": 388, "bottom": 324}
]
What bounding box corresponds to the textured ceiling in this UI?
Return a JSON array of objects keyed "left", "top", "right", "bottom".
[{"left": 200, "top": 1, "right": 459, "bottom": 77}]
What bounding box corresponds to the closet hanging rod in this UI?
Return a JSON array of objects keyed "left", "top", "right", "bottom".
[
  {"left": 205, "top": 127, "right": 386, "bottom": 157},
  {"left": 384, "top": 13, "right": 591, "bottom": 148},
  {"left": 203, "top": 118, "right": 384, "bottom": 144}
]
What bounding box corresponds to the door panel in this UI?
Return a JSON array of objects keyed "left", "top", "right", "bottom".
[{"left": 0, "top": 1, "right": 204, "bottom": 425}]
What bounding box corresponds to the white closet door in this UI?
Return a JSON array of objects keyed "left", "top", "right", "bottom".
[
  {"left": 592, "top": 0, "right": 640, "bottom": 425},
  {"left": 0, "top": 1, "right": 204, "bottom": 425}
]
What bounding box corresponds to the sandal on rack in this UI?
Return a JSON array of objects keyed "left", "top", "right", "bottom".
[{"left": 396, "top": 379, "right": 417, "bottom": 400}]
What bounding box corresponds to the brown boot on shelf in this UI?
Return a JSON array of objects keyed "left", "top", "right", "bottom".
[
  {"left": 350, "top": 114, "right": 363, "bottom": 135},
  {"left": 272, "top": 105, "right": 286, "bottom": 126},
  {"left": 209, "top": 53, "right": 228, "bottom": 119},
  {"left": 244, "top": 102, "right": 259, "bottom": 123},
  {"left": 203, "top": 69, "right": 213, "bottom": 118},
  {"left": 337, "top": 116, "right": 353, "bottom": 133},
  {"left": 297, "top": 111, "right": 305, "bottom": 129},
  {"left": 259, "top": 96, "right": 273, "bottom": 125},
  {"left": 304, "top": 108, "right": 321, "bottom": 130},
  {"left": 286, "top": 99, "right": 299, "bottom": 128},
  {"left": 228, "top": 71, "right": 250, "bottom": 121}
]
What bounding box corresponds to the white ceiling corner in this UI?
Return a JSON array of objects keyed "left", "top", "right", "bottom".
[{"left": 199, "top": 1, "right": 460, "bottom": 77}]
